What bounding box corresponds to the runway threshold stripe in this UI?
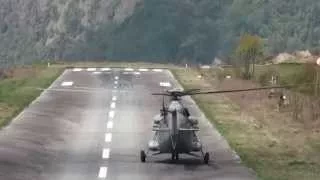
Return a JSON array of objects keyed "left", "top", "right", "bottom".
[
  {"left": 61, "top": 81, "right": 74, "bottom": 87},
  {"left": 124, "top": 68, "right": 134, "bottom": 71},
  {"left": 102, "top": 149, "right": 110, "bottom": 159},
  {"left": 105, "top": 133, "right": 112, "bottom": 142},
  {"left": 139, "top": 68, "right": 149, "bottom": 72},
  {"left": 87, "top": 68, "right": 96, "bottom": 71},
  {"left": 153, "top": 69, "right": 163, "bottom": 72},
  {"left": 98, "top": 167, "right": 108, "bottom": 178},
  {"left": 72, "top": 68, "right": 82, "bottom": 72},
  {"left": 160, "top": 82, "right": 172, "bottom": 87},
  {"left": 101, "top": 68, "right": 111, "bottom": 71}
]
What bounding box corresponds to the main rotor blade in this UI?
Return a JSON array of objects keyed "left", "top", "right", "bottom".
[
  {"left": 152, "top": 93, "right": 171, "bottom": 96},
  {"left": 189, "top": 85, "right": 295, "bottom": 95},
  {"left": 184, "top": 89, "right": 201, "bottom": 93}
]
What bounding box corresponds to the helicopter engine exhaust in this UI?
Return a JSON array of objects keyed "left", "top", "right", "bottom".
[{"left": 148, "top": 140, "right": 160, "bottom": 151}]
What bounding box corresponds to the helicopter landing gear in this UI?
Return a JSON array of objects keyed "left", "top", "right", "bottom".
[
  {"left": 204, "top": 152, "right": 210, "bottom": 164},
  {"left": 171, "top": 152, "right": 179, "bottom": 161},
  {"left": 140, "top": 150, "right": 146, "bottom": 162}
]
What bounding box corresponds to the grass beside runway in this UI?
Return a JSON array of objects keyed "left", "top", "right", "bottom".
[
  {"left": 0, "top": 65, "right": 63, "bottom": 128},
  {"left": 171, "top": 68, "right": 320, "bottom": 180}
]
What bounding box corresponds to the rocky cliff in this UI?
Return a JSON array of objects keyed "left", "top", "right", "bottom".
[{"left": 0, "top": 0, "right": 140, "bottom": 65}]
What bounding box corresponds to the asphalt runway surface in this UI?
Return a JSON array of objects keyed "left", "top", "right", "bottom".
[{"left": 0, "top": 68, "right": 256, "bottom": 180}]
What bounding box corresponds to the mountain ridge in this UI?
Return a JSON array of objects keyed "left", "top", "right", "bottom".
[{"left": 1, "top": 0, "right": 320, "bottom": 64}]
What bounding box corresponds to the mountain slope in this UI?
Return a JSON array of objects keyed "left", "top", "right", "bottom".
[
  {"left": 1, "top": 0, "right": 320, "bottom": 64},
  {"left": 0, "top": 0, "right": 140, "bottom": 65}
]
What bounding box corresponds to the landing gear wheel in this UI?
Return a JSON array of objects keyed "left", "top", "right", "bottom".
[
  {"left": 175, "top": 153, "right": 179, "bottom": 160},
  {"left": 171, "top": 152, "right": 175, "bottom": 161},
  {"left": 140, "top": 150, "right": 146, "bottom": 163},
  {"left": 204, "top": 152, "right": 209, "bottom": 164}
]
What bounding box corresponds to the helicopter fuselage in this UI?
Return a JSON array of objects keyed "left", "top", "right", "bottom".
[{"left": 149, "top": 100, "right": 201, "bottom": 154}]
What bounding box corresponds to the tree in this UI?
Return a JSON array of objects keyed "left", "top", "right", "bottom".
[{"left": 235, "top": 34, "right": 263, "bottom": 79}]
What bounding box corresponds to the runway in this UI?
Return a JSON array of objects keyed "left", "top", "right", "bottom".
[{"left": 0, "top": 68, "right": 256, "bottom": 180}]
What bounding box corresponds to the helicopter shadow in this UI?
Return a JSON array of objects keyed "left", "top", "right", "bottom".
[{"left": 149, "top": 156, "right": 220, "bottom": 170}]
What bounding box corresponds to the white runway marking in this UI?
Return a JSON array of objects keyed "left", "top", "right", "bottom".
[
  {"left": 123, "top": 72, "right": 129, "bottom": 75},
  {"left": 61, "top": 81, "right": 74, "bottom": 87},
  {"left": 139, "top": 68, "right": 149, "bottom": 72},
  {"left": 112, "top": 96, "right": 117, "bottom": 101},
  {"left": 101, "top": 68, "right": 111, "bottom": 71},
  {"left": 107, "top": 121, "right": 114, "bottom": 129},
  {"left": 72, "top": 68, "right": 82, "bottom": 72},
  {"left": 134, "top": 72, "right": 141, "bottom": 75},
  {"left": 87, "top": 68, "right": 96, "bottom": 71},
  {"left": 115, "top": 76, "right": 119, "bottom": 80},
  {"left": 114, "top": 86, "right": 118, "bottom": 89},
  {"left": 160, "top": 82, "right": 171, "bottom": 87},
  {"left": 124, "top": 68, "right": 134, "bottom": 71},
  {"left": 98, "top": 167, "right": 108, "bottom": 178},
  {"left": 109, "top": 111, "right": 115, "bottom": 119},
  {"left": 153, "top": 69, "right": 163, "bottom": 72},
  {"left": 93, "top": 71, "right": 102, "bottom": 75},
  {"left": 114, "top": 81, "right": 118, "bottom": 85},
  {"left": 102, "top": 148, "right": 110, "bottom": 159},
  {"left": 110, "top": 102, "right": 116, "bottom": 109},
  {"left": 105, "top": 133, "right": 112, "bottom": 142}
]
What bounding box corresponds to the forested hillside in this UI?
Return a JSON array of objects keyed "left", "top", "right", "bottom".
[{"left": 1, "top": 0, "right": 320, "bottom": 64}]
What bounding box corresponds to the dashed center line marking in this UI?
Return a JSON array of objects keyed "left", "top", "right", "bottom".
[
  {"left": 112, "top": 96, "right": 117, "bottom": 101},
  {"left": 115, "top": 76, "right": 119, "bottom": 80},
  {"left": 61, "top": 81, "right": 74, "bottom": 87},
  {"left": 107, "top": 121, "right": 114, "bottom": 129},
  {"left": 105, "top": 133, "right": 112, "bottom": 142},
  {"left": 93, "top": 71, "right": 102, "bottom": 74},
  {"left": 114, "top": 81, "right": 118, "bottom": 85},
  {"left": 98, "top": 167, "right": 108, "bottom": 178},
  {"left": 72, "top": 68, "right": 82, "bottom": 72},
  {"left": 114, "top": 86, "right": 118, "bottom": 89},
  {"left": 109, "top": 111, "right": 115, "bottom": 119},
  {"left": 102, "top": 148, "right": 110, "bottom": 159},
  {"left": 110, "top": 102, "right": 116, "bottom": 109},
  {"left": 87, "top": 68, "right": 96, "bottom": 71},
  {"left": 134, "top": 72, "right": 141, "bottom": 75}
]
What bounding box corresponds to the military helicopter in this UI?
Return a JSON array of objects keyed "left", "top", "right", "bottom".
[{"left": 140, "top": 85, "right": 293, "bottom": 164}]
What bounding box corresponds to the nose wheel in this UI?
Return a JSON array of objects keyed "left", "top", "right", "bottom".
[
  {"left": 171, "top": 152, "right": 179, "bottom": 161},
  {"left": 204, "top": 152, "right": 210, "bottom": 164},
  {"left": 140, "top": 150, "right": 146, "bottom": 162}
]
